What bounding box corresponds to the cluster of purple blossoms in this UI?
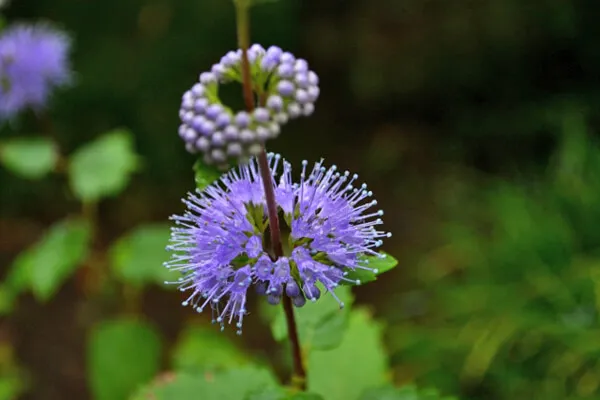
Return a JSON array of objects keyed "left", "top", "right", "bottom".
[
  {"left": 0, "top": 24, "right": 71, "bottom": 120},
  {"left": 178, "top": 44, "right": 320, "bottom": 167},
  {"left": 165, "top": 153, "right": 390, "bottom": 333}
]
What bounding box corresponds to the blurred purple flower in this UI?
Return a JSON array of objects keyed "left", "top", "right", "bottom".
[
  {"left": 165, "top": 153, "right": 390, "bottom": 333},
  {"left": 0, "top": 24, "right": 72, "bottom": 120}
]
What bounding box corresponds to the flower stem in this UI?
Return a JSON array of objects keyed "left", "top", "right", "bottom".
[{"left": 234, "top": 0, "right": 307, "bottom": 391}]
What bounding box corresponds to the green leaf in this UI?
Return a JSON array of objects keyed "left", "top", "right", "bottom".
[
  {"left": 69, "top": 129, "right": 139, "bottom": 202},
  {"left": 131, "top": 366, "right": 279, "bottom": 400},
  {"left": 88, "top": 319, "right": 162, "bottom": 400},
  {"left": 171, "top": 324, "right": 251, "bottom": 371},
  {"left": 308, "top": 308, "right": 388, "bottom": 400},
  {"left": 359, "top": 385, "right": 459, "bottom": 400},
  {"left": 109, "top": 224, "right": 172, "bottom": 287},
  {"left": 269, "top": 285, "right": 354, "bottom": 351},
  {"left": 10, "top": 218, "right": 91, "bottom": 302},
  {"left": 0, "top": 137, "right": 58, "bottom": 179},
  {"left": 287, "top": 393, "right": 325, "bottom": 400},
  {"left": 193, "top": 158, "right": 221, "bottom": 191},
  {"left": 343, "top": 252, "right": 399, "bottom": 286}
]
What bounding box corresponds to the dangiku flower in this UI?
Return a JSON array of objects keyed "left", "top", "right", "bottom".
[
  {"left": 0, "top": 24, "right": 71, "bottom": 120},
  {"left": 165, "top": 153, "right": 390, "bottom": 333}
]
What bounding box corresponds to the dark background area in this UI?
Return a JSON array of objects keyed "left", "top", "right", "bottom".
[{"left": 1, "top": 0, "right": 600, "bottom": 399}]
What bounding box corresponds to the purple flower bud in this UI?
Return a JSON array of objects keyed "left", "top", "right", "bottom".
[
  {"left": 206, "top": 104, "right": 223, "bottom": 120},
  {"left": 254, "top": 107, "right": 270, "bottom": 123},
  {"left": 277, "top": 63, "right": 294, "bottom": 79},
  {"left": 294, "top": 73, "right": 309, "bottom": 89},
  {"left": 286, "top": 281, "right": 301, "bottom": 298},
  {"left": 211, "top": 63, "right": 227, "bottom": 78},
  {"left": 199, "top": 72, "right": 216, "bottom": 84},
  {"left": 294, "top": 59, "right": 309, "bottom": 73},
  {"left": 280, "top": 52, "right": 295, "bottom": 64},
  {"left": 212, "top": 131, "right": 225, "bottom": 146},
  {"left": 200, "top": 120, "right": 216, "bottom": 135},
  {"left": 239, "top": 129, "right": 255, "bottom": 144},
  {"left": 182, "top": 111, "right": 194, "bottom": 124},
  {"left": 295, "top": 89, "right": 309, "bottom": 104},
  {"left": 221, "top": 50, "right": 240, "bottom": 67},
  {"left": 250, "top": 43, "right": 265, "bottom": 56},
  {"left": 266, "top": 95, "right": 284, "bottom": 111},
  {"left": 303, "top": 283, "right": 321, "bottom": 301},
  {"left": 303, "top": 103, "right": 315, "bottom": 116},
  {"left": 260, "top": 56, "right": 278, "bottom": 72},
  {"left": 307, "top": 86, "right": 320, "bottom": 102},
  {"left": 178, "top": 109, "right": 186, "bottom": 119},
  {"left": 274, "top": 113, "right": 289, "bottom": 124},
  {"left": 267, "top": 294, "right": 281, "bottom": 305},
  {"left": 235, "top": 112, "right": 251, "bottom": 128},
  {"left": 191, "top": 115, "right": 206, "bottom": 131},
  {"left": 181, "top": 95, "right": 194, "bottom": 110},
  {"left": 224, "top": 125, "right": 239, "bottom": 140},
  {"left": 185, "top": 142, "right": 197, "bottom": 154},
  {"left": 277, "top": 80, "right": 295, "bottom": 97},
  {"left": 287, "top": 102, "right": 301, "bottom": 118},
  {"left": 266, "top": 45, "right": 283, "bottom": 61},
  {"left": 194, "top": 98, "right": 209, "bottom": 113},
  {"left": 292, "top": 295, "right": 306, "bottom": 308},
  {"left": 195, "top": 136, "right": 210, "bottom": 151},
  {"left": 180, "top": 127, "right": 197, "bottom": 142},
  {"left": 256, "top": 126, "right": 270, "bottom": 141},
  {"left": 191, "top": 83, "right": 205, "bottom": 97},
  {"left": 215, "top": 112, "right": 231, "bottom": 128},
  {"left": 308, "top": 71, "right": 319, "bottom": 85},
  {"left": 227, "top": 142, "right": 243, "bottom": 157}
]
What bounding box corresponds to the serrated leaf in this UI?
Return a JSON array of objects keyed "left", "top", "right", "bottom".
[
  {"left": 11, "top": 218, "right": 91, "bottom": 302},
  {"left": 109, "top": 224, "right": 172, "bottom": 287},
  {"left": 131, "top": 366, "right": 279, "bottom": 400},
  {"left": 343, "top": 252, "right": 399, "bottom": 286},
  {"left": 0, "top": 137, "right": 58, "bottom": 179},
  {"left": 308, "top": 308, "right": 388, "bottom": 400},
  {"left": 171, "top": 324, "right": 251, "bottom": 371},
  {"left": 88, "top": 319, "right": 162, "bottom": 400},
  {"left": 69, "top": 129, "right": 139, "bottom": 202},
  {"left": 193, "top": 158, "right": 221, "bottom": 191},
  {"left": 269, "top": 285, "right": 354, "bottom": 351}
]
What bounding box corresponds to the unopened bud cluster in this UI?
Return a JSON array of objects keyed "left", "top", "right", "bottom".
[{"left": 178, "top": 44, "right": 320, "bottom": 167}]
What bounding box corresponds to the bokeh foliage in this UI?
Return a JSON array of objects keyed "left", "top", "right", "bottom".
[{"left": 0, "top": 0, "right": 599, "bottom": 399}]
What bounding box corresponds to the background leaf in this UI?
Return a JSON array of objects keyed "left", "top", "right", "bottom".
[
  {"left": 109, "top": 224, "right": 172, "bottom": 287},
  {"left": 344, "top": 252, "right": 399, "bottom": 285},
  {"left": 0, "top": 137, "right": 58, "bottom": 179},
  {"left": 171, "top": 323, "right": 251, "bottom": 371},
  {"left": 9, "top": 218, "right": 91, "bottom": 302},
  {"left": 88, "top": 319, "right": 162, "bottom": 400},
  {"left": 131, "top": 366, "right": 279, "bottom": 400},
  {"left": 268, "top": 285, "right": 354, "bottom": 351},
  {"left": 68, "top": 129, "right": 139, "bottom": 202},
  {"left": 193, "top": 158, "right": 221, "bottom": 191},
  {"left": 308, "top": 308, "right": 388, "bottom": 400}
]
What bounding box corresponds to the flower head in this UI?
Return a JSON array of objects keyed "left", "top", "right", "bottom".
[
  {"left": 0, "top": 24, "right": 71, "bottom": 120},
  {"left": 165, "top": 154, "right": 390, "bottom": 333}
]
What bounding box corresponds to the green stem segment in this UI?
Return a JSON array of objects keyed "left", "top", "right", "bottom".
[{"left": 234, "top": 0, "right": 307, "bottom": 391}]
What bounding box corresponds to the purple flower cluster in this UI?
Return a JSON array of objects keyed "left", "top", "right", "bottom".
[
  {"left": 0, "top": 24, "right": 71, "bottom": 120},
  {"left": 165, "top": 153, "right": 390, "bottom": 333},
  {"left": 178, "top": 44, "right": 320, "bottom": 167}
]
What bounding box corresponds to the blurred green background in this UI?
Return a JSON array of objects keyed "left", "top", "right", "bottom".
[{"left": 1, "top": 0, "right": 600, "bottom": 399}]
